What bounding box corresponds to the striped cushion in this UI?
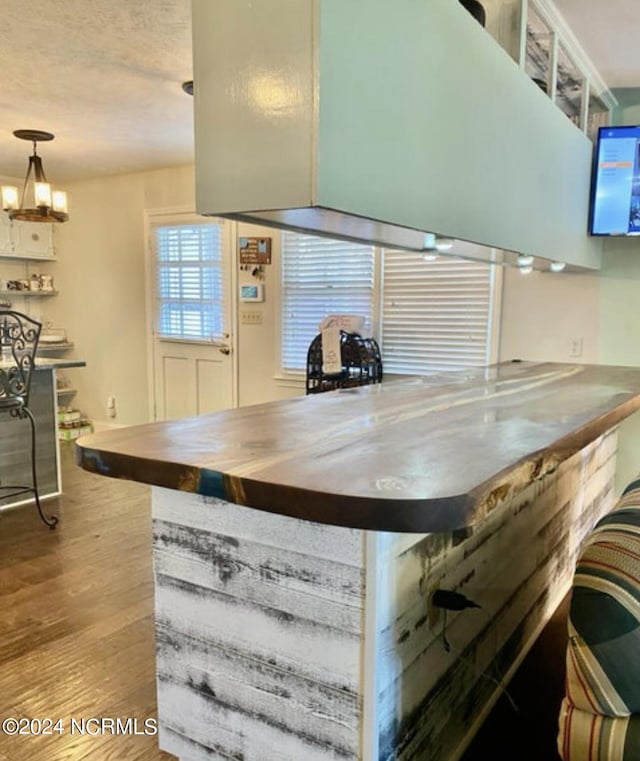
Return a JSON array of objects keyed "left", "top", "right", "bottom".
[
  {"left": 558, "top": 705, "right": 640, "bottom": 760},
  {"left": 558, "top": 482, "right": 640, "bottom": 760}
]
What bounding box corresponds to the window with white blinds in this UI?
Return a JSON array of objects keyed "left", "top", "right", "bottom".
[
  {"left": 153, "top": 222, "right": 226, "bottom": 341},
  {"left": 280, "top": 232, "right": 375, "bottom": 372},
  {"left": 381, "top": 250, "right": 494, "bottom": 374}
]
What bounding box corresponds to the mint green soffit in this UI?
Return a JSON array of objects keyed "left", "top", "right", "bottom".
[{"left": 192, "top": 0, "right": 602, "bottom": 271}]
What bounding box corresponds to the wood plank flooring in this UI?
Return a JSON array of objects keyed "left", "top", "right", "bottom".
[{"left": 0, "top": 442, "right": 174, "bottom": 761}]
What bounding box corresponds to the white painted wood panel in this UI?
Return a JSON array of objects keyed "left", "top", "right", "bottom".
[
  {"left": 153, "top": 491, "right": 366, "bottom": 760},
  {"left": 196, "top": 358, "right": 228, "bottom": 415},
  {"left": 153, "top": 523, "right": 363, "bottom": 632},
  {"left": 153, "top": 488, "right": 364, "bottom": 566},
  {"left": 162, "top": 355, "right": 190, "bottom": 420}
]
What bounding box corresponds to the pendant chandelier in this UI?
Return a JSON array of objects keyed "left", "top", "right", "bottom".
[{"left": 2, "top": 130, "right": 68, "bottom": 223}]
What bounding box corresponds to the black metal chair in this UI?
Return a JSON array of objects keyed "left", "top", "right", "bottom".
[
  {"left": 305, "top": 330, "right": 383, "bottom": 394},
  {"left": 0, "top": 310, "right": 58, "bottom": 528}
]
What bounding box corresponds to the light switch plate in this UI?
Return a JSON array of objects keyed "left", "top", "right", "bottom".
[{"left": 241, "top": 310, "right": 263, "bottom": 325}]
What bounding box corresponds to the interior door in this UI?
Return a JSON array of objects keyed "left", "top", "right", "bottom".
[{"left": 149, "top": 214, "right": 235, "bottom": 421}]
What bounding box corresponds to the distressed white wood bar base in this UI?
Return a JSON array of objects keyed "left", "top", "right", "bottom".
[{"left": 151, "top": 430, "right": 617, "bottom": 761}]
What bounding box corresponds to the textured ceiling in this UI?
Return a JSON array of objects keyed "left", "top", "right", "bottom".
[
  {"left": 0, "top": 0, "right": 194, "bottom": 182},
  {"left": 0, "top": 1, "right": 636, "bottom": 185},
  {"left": 554, "top": 0, "right": 640, "bottom": 89}
]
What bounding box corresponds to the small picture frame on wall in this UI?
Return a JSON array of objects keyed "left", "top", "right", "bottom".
[{"left": 239, "top": 237, "right": 272, "bottom": 265}]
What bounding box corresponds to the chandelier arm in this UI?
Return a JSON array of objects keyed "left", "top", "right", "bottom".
[
  {"left": 19, "top": 156, "right": 36, "bottom": 210},
  {"left": 33, "top": 155, "right": 47, "bottom": 184}
]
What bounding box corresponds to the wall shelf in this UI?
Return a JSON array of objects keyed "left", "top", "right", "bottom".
[
  {"left": 0, "top": 289, "right": 58, "bottom": 298},
  {"left": 37, "top": 343, "right": 74, "bottom": 353},
  {"left": 0, "top": 254, "right": 56, "bottom": 262},
  {"left": 56, "top": 388, "right": 77, "bottom": 396}
]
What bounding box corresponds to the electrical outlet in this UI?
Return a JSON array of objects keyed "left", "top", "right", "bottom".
[
  {"left": 569, "top": 337, "right": 583, "bottom": 358},
  {"left": 241, "top": 310, "right": 263, "bottom": 325}
]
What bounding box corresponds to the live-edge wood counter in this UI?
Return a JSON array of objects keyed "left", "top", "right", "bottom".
[
  {"left": 76, "top": 362, "right": 640, "bottom": 761},
  {"left": 77, "top": 361, "right": 640, "bottom": 532}
]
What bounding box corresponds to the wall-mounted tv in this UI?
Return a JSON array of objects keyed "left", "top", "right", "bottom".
[{"left": 590, "top": 125, "right": 640, "bottom": 236}]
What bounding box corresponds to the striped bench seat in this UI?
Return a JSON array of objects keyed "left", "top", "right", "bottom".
[{"left": 558, "top": 478, "right": 640, "bottom": 760}]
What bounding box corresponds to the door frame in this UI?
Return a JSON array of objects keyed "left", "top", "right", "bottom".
[{"left": 143, "top": 207, "right": 239, "bottom": 421}]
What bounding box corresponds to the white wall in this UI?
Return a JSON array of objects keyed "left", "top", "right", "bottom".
[
  {"left": 46, "top": 170, "right": 149, "bottom": 426},
  {"left": 499, "top": 267, "right": 600, "bottom": 364},
  {"left": 235, "top": 223, "right": 306, "bottom": 406},
  {"left": 43, "top": 164, "right": 303, "bottom": 428}
]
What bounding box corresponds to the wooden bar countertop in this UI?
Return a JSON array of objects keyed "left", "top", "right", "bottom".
[{"left": 76, "top": 362, "right": 640, "bottom": 532}]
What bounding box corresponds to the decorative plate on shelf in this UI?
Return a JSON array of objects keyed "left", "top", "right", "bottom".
[{"left": 40, "top": 329, "right": 67, "bottom": 344}]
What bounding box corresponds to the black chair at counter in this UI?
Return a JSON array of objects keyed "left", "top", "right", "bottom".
[
  {"left": 0, "top": 310, "right": 58, "bottom": 528},
  {"left": 305, "top": 330, "right": 383, "bottom": 394}
]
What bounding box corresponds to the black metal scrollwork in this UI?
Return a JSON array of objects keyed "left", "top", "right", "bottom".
[
  {"left": 305, "top": 331, "right": 383, "bottom": 395},
  {"left": 0, "top": 310, "right": 58, "bottom": 528},
  {"left": 0, "top": 313, "right": 39, "bottom": 412}
]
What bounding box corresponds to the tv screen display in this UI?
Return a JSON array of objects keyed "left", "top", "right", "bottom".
[{"left": 590, "top": 125, "right": 640, "bottom": 236}]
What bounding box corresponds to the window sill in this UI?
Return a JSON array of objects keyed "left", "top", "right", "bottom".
[{"left": 273, "top": 374, "right": 306, "bottom": 389}]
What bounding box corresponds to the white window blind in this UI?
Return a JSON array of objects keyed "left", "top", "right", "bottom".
[
  {"left": 153, "top": 222, "right": 226, "bottom": 341},
  {"left": 381, "top": 250, "right": 494, "bottom": 374},
  {"left": 280, "top": 231, "right": 375, "bottom": 372}
]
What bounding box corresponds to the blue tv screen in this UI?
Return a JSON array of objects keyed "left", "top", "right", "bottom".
[{"left": 590, "top": 125, "right": 640, "bottom": 236}]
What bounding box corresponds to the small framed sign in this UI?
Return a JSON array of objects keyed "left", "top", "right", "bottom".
[{"left": 239, "top": 237, "right": 272, "bottom": 265}]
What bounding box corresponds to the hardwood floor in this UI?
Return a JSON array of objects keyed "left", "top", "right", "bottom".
[
  {"left": 0, "top": 442, "right": 174, "bottom": 761},
  {"left": 0, "top": 441, "right": 568, "bottom": 761}
]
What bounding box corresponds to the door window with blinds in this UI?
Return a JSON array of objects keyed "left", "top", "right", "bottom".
[
  {"left": 153, "top": 220, "right": 227, "bottom": 342},
  {"left": 381, "top": 251, "right": 495, "bottom": 373},
  {"left": 280, "top": 232, "right": 375, "bottom": 372},
  {"left": 280, "top": 235, "right": 496, "bottom": 375}
]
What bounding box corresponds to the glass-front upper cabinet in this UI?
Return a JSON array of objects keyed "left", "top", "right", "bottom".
[
  {"left": 482, "top": 0, "right": 524, "bottom": 64},
  {"left": 475, "top": 0, "right": 613, "bottom": 140},
  {"left": 587, "top": 92, "right": 611, "bottom": 143},
  {"left": 524, "top": 1, "right": 554, "bottom": 94},
  {"left": 555, "top": 41, "right": 584, "bottom": 128},
  {"left": 523, "top": 0, "right": 612, "bottom": 138}
]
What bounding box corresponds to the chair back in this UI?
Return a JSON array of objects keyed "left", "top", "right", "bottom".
[
  {"left": 305, "top": 330, "right": 383, "bottom": 394},
  {"left": 0, "top": 310, "right": 41, "bottom": 408}
]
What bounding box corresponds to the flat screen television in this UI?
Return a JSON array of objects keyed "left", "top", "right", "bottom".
[{"left": 589, "top": 125, "right": 640, "bottom": 236}]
